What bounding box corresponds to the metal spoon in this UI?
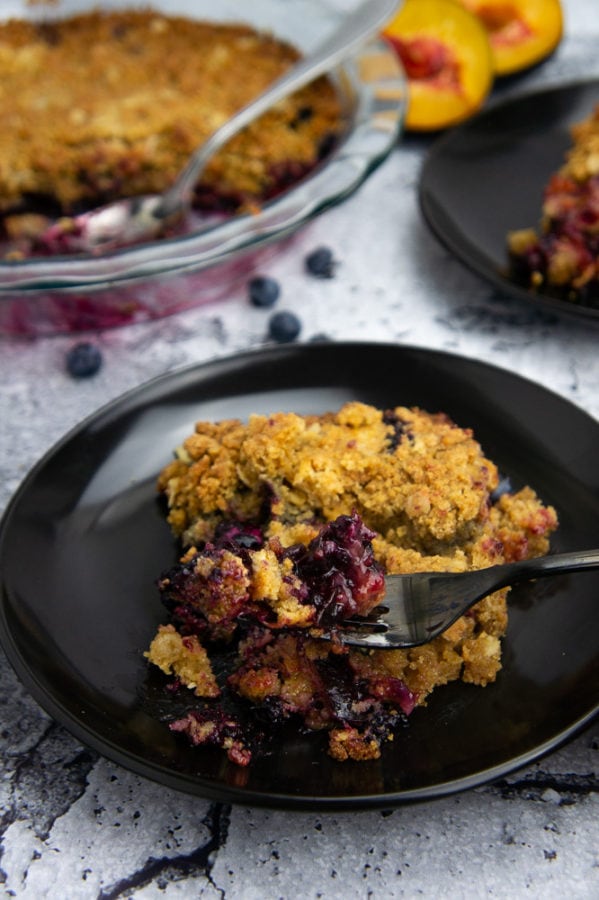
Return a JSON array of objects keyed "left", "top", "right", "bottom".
[{"left": 38, "top": 0, "right": 399, "bottom": 255}]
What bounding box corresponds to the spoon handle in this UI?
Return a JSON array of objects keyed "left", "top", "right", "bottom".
[{"left": 162, "top": 0, "right": 399, "bottom": 211}]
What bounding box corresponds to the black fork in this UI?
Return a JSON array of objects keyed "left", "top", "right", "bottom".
[{"left": 323, "top": 549, "right": 599, "bottom": 649}]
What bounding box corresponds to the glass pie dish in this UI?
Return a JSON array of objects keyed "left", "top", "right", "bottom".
[{"left": 0, "top": 0, "right": 406, "bottom": 336}]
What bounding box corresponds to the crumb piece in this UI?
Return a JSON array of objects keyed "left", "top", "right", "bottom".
[
  {"left": 249, "top": 547, "right": 313, "bottom": 627},
  {"left": 145, "top": 624, "right": 220, "bottom": 697},
  {"left": 461, "top": 632, "right": 502, "bottom": 685},
  {"left": 328, "top": 727, "right": 381, "bottom": 761}
]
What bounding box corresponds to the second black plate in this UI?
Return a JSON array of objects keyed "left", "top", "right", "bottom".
[{"left": 419, "top": 79, "right": 599, "bottom": 322}]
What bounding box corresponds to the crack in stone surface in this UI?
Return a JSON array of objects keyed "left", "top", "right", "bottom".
[
  {"left": 1, "top": 720, "right": 97, "bottom": 842},
  {"left": 97, "top": 802, "right": 231, "bottom": 899},
  {"left": 437, "top": 301, "right": 560, "bottom": 335},
  {"left": 484, "top": 772, "right": 599, "bottom": 805}
]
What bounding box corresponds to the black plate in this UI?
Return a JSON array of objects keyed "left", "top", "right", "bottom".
[
  {"left": 419, "top": 79, "right": 599, "bottom": 322},
  {"left": 1, "top": 343, "right": 598, "bottom": 810}
]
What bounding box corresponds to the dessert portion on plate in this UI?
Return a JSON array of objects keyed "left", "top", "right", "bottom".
[
  {"left": 0, "top": 9, "right": 342, "bottom": 256},
  {"left": 146, "top": 401, "right": 557, "bottom": 765},
  {"left": 507, "top": 103, "right": 599, "bottom": 308}
]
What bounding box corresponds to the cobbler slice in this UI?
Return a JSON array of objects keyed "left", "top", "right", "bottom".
[
  {"left": 508, "top": 103, "right": 599, "bottom": 307},
  {"left": 146, "top": 402, "right": 558, "bottom": 765}
]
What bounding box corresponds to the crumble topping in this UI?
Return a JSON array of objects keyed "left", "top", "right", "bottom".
[
  {"left": 146, "top": 401, "right": 558, "bottom": 766},
  {"left": 0, "top": 9, "right": 342, "bottom": 248},
  {"left": 507, "top": 103, "right": 599, "bottom": 307}
]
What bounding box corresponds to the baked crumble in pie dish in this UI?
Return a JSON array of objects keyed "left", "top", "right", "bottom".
[
  {"left": 0, "top": 0, "right": 406, "bottom": 335},
  {"left": 0, "top": 10, "right": 342, "bottom": 248},
  {"left": 146, "top": 401, "right": 558, "bottom": 766},
  {"left": 508, "top": 103, "right": 599, "bottom": 309}
]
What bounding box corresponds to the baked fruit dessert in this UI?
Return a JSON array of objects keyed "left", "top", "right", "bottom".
[
  {"left": 0, "top": 9, "right": 342, "bottom": 254},
  {"left": 146, "top": 402, "right": 557, "bottom": 765},
  {"left": 507, "top": 104, "right": 599, "bottom": 308}
]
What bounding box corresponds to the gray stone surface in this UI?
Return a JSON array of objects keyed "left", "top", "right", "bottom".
[{"left": 1, "top": 2, "right": 598, "bottom": 897}]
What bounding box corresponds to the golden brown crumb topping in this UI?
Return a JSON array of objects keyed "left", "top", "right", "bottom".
[
  {"left": 562, "top": 104, "right": 599, "bottom": 183},
  {"left": 159, "top": 402, "right": 502, "bottom": 554},
  {"left": 0, "top": 10, "right": 342, "bottom": 214}
]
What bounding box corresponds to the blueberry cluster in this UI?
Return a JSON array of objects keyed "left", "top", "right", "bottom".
[
  {"left": 249, "top": 245, "right": 337, "bottom": 344},
  {"left": 62, "top": 246, "right": 338, "bottom": 374},
  {"left": 247, "top": 272, "right": 301, "bottom": 344}
]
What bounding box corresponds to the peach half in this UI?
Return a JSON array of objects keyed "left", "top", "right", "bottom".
[
  {"left": 458, "top": 0, "right": 563, "bottom": 76},
  {"left": 383, "top": 0, "right": 494, "bottom": 132}
]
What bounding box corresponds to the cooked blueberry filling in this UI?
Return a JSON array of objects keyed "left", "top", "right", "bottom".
[
  {"left": 212, "top": 521, "right": 264, "bottom": 554},
  {"left": 169, "top": 707, "right": 253, "bottom": 767},
  {"left": 283, "top": 513, "right": 385, "bottom": 624},
  {"left": 35, "top": 22, "right": 61, "bottom": 45},
  {"left": 158, "top": 511, "right": 384, "bottom": 634},
  {"left": 291, "top": 105, "right": 314, "bottom": 127},
  {"left": 382, "top": 409, "right": 412, "bottom": 450},
  {"left": 316, "top": 655, "right": 413, "bottom": 732}
]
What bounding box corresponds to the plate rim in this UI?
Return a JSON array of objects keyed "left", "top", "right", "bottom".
[{"left": 1, "top": 341, "right": 598, "bottom": 810}]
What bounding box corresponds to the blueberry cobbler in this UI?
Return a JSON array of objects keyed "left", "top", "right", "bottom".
[
  {"left": 0, "top": 9, "right": 342, "bottom": 257},
  {"left": 145, "top": 402, "right": 558, "bottom": 765},
  {"left": 508, "top": 104, "right": 599, "bottom": 308}
]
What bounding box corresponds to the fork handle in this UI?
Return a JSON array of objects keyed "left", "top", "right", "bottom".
[{"left": 487, "top": 548, "right": 599, "bottom": 593}]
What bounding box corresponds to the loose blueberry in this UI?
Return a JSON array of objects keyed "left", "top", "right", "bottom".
[
  {"left": 305, "top": 246, "right": 336, "bottom": 278},
  {"left": 268, "top": 311, "right": 301, "bottom": 343},
  {"left": 65, "top": 341, "right": 103, "bottom": 378},
  {"left": 248, "top": 275, "right": 281, "bottom": 308}
]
